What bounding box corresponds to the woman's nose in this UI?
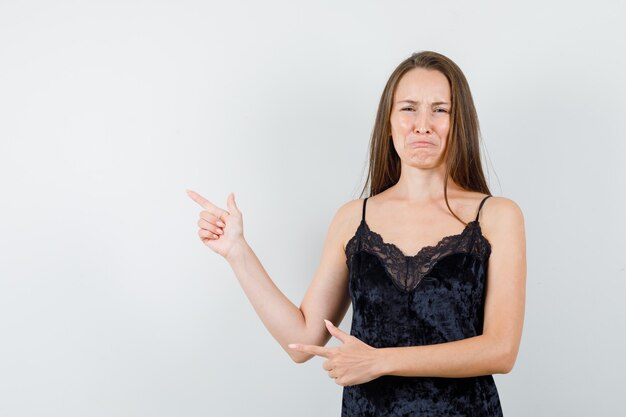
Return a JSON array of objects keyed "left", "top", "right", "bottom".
[
  {"left": 413, "top": 113, "right": 431, "bottom": 134},
  {"left": 414, "top": 125, "right": 431, "bottom": 134}
]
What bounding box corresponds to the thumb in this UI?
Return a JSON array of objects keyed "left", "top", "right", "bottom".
[
  {"left": 324, "top": 319, "right": 350, "bottom": 344},
  {"left": 226, "top": 192, "right": 240, "bottom": 213}
]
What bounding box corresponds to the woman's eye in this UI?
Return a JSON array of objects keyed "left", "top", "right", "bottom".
[{"left": 401, "top": 107, "right": 448, "bottom": 112}]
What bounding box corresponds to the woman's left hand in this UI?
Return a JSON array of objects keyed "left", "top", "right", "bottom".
[{"left": 288, "top": 319, "right": 383, "bottom": 387}]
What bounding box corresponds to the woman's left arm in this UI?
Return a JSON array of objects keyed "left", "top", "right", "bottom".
[
  {"left": 289, "top": 197, "right": 526, "bottom": 385},
  {"left": 377, "top": 197, "right": 527, "bottom": 378}
]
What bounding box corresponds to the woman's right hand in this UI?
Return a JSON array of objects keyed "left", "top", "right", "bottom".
[{"left": 186, "top": 189, "right": 245, "bottom": 260}]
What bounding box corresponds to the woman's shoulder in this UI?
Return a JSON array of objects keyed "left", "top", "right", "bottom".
[
  {"left": 480, "top": 195, "right": 524, "bottom": 223},
  {"left": 333, "top": 197, "right": 366, "bottom": 226},
  {"left": 479, "top": 194, "right": 525, "bottom": 242},
  {"left": 330, "top": 198, "right": 367, "bottom": 251}
]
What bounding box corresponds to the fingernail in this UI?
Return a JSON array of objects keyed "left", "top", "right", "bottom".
[
  {"left": 217, "top": 221, "right": 225, "bottom": 227},
  {"left": 324, "top": 319, "right": 333, "bottom": 326},
  {"left": 288, "top": 344, "right": 297, "bottom": 348}
]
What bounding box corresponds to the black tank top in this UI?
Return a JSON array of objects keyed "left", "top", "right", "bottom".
[{"left": 342, "top": 195, "right": 504, "bottom": 416}]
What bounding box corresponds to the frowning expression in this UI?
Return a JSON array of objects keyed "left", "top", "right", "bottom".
[{"left": 390, "top": 68, "right": 451, "bottom": 168}]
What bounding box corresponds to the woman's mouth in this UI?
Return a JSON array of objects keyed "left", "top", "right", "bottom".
[{"left": 408, "top": 140, "right": 433, "bottom": 148}]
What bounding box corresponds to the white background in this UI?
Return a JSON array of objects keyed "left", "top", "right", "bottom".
[{"left": 1, "top": 1, "right": 625, "bottom": 416}]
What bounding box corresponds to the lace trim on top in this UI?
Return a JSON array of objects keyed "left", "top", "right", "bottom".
[{"left": 345, "top": 219, "right": 492, "bottom": 292}]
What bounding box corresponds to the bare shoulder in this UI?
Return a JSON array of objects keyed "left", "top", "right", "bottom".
[
  {"left": 481, "top": 196, "right": 525, "bottom": 225},
  {"left": 480, "top": 195, "right": 526, "bottom": 246},
  {"left": 330, "top": 198, "right": 366, "bottom": 252}
]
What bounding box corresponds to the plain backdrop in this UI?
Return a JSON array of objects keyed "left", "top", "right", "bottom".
[{"left": 1, "top": 1, "right": 625, "bottom": 416}]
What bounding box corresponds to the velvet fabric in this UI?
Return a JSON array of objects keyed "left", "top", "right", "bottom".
[{"left": 341, "top": 196, "right": 503, "bottom": 416}]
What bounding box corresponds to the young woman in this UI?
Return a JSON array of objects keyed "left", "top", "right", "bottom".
[{"left": 187, "top": 50, "right": 526, "bottom": 416}]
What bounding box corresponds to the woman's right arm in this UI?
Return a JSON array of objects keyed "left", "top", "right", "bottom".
[{"left": 187, "top": 190, "right": 356, "bottom": 363}]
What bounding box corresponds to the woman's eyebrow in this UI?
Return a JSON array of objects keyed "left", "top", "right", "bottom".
[{"left": 396, "top": 99, "right": 450, "bottom": 105}]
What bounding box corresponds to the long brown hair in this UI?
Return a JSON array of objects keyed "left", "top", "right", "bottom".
[{"left": 360, "top": 51, "right": 491, "bottom": 225}]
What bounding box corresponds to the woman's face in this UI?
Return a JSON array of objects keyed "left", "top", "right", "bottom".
[{"left": 389, "top": 68, "right": 451, "bottom": 168}]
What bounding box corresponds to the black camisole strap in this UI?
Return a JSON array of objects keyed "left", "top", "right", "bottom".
[
  {"left": 475, "top": 195, "right": 492, "bottom": 222},
  {"left": 362, "top": 197, "right": 369, "bottom": 222}
]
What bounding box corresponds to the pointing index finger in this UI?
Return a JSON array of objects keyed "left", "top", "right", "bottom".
[
  {"left": 186, "top": 189, "right": 217, "bottom": 211},
  {"left": 288, "top": 344, "right": 330, "bottom": 358}
]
